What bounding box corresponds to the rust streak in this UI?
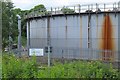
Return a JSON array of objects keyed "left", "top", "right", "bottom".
[
  {"left": 80, "top": 15, "right": 82, "bottom": 48},
  {"left": 101, "top": 14, "right": 114, "bottom": 61},
  {"left": 65, "top": 17, "right": 68, "bottom": 49},
  {"left": 96, "top": 15, "right": 98, "bottom": 47},
  {"left": 65, "top": 17, "right": 67, "bottom": 40}
]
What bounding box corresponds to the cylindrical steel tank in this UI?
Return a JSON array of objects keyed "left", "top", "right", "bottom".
[{"left": 26, "top": 12, "right": 120, "bottom": 62}]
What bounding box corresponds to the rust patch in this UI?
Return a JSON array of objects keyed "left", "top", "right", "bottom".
[
  {"left": 65, "top": 16, "right": 67, "bottom": 39},
  {"left": 101, "top": 14, "right": 114, "bottom": 61}
]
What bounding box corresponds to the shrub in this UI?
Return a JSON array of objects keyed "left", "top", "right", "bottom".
[
  {"left": 36, "top": 60, "right": 120, "bottom": 78},
  {"left": 2, "top": 53, "right": 120, "bottom": 78},
  {"left": 2, "top": 53, "right": 37, "bottom": 78}
]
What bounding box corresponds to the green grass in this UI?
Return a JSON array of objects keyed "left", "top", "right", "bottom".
[{"left": 2, "top": 53, "right": 120, "bottom": 78}]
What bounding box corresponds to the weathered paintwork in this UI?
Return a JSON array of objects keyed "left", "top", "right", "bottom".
[{"left": 27, "top": 12, "right": 120, "bottom": 62}]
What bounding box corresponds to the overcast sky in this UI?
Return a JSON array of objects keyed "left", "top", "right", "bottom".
[{"left": 12, "top": 0, "right": 120, "bottom": 10}]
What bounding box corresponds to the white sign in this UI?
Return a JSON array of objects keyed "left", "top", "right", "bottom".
[{"left": 29, "top": 48, "right": 44, "bottom": 56}]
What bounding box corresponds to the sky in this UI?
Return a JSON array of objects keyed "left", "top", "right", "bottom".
[{"left": 12, "top": 0, "right": 120, "bottom": 10}]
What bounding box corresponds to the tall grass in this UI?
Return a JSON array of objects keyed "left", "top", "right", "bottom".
[{"left": 2, "top": 53, "right": 120, "bottom": 78}]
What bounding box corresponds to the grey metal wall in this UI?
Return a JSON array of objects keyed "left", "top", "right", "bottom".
[
  {"left": 27, "top": 18, "right": 47, "bottom": 48},
  {"left": 27, "top": 12, "right": 120, "bottom": 62}
]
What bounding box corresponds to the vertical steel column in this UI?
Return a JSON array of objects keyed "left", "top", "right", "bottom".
[
  {"left": 17, "top": 15, "right": 21, "bottom": 57},
  {"left": 88, "top": 13, "right": 91, "bottom": 48},
  {"left": 27, "top": 21, "right": 30, "bottom": 56},
  {"left": 87, "top": 4, "right": 91, "bottom": 49},
  {"left": 47, "top": 17, "right": 51, "bottom": 67}
]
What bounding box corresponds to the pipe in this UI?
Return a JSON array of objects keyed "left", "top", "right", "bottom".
[{"left": 16, "top": 14, "right": 21, "bottom": 57}]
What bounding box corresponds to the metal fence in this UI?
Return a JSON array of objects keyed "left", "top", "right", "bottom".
[
  {"left": 28, "top": 38, "right": 119, "bottom": 63},
  {"left": 25, "top": 2, "right": 120, "bottom": 18}
]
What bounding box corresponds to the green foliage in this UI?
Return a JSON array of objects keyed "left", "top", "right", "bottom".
[
  {"left": 2, "top": 2, "right": 47, "bottom": 50},
  {"left": 2, "top": 53, "right": 37, "bottom": 78},
  {"left": 13, "top": 36, "right": 26, "bottom": 46},
  {"left": 61, "top": 7, "right": 75, "bottom": 14},
  {"left": 31, "top": 4, "right": 46, "bottom": 12},
  {"left": 12, "top": 8, "right": 21, "bottom": 15},
  {"left": 37, "top": 61, "right": 119, "bottom": 78},
  {"left": 29, "top": 4, "right": 47, "bottom": 15},
  {"left": 2, "top": 1, "right": 19, "bottom": 50},
  {"left": 2, "top": 54, "right": 120, "bottom": 78}
]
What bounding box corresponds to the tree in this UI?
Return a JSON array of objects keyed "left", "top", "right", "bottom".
[
  {"left": 61, "top": 7, "right": 75, "bottom": 14},
  {"left": 29, "top": 4, "right": 47, "bottom": 15},
  {"left": 2, "top": 1, "right": 16, "bottom": 50},
  {"left": 2, "top": 2, "right": 47, "bottom": 50},
  {"left": 12, "top": 8, "right": 21, "bottom": 15}
]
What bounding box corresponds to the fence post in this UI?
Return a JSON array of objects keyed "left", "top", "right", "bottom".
[
  {"left": 74, "top": 6, "right": 75, "bottom": 12},
  {"left": 79, "top": 4, "right": 81, "bottom": 14},
  {"left": 48, "top": 46, "right": 50, "bottom": 67},
  {"left": 51, "top": 7, "right": 52, "bottom": 16},
  {"left": 55, "top": 8, "right": 56, "bottom": 14},
  {"left": 104, "top": 4, "right": 106, "bottom": 11},
  {"left": 96, "top": 3, "right": 98, "bottom": 11},
  {"left": 118, "top": 2, "right": 120, "bottom": 11},
  {"left": 91, "top": 4, "right": 93, "bottom": 10},
  {"left": 88, "top": 5, "right": 90, "bottom": 10}
]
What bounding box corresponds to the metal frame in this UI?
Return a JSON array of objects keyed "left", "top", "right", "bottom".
[{"left": 25, "top": 2, "right": 120, "bottom": 19}]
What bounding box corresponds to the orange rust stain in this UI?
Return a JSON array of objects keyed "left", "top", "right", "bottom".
[{"left": 101, "top": 14, "right": 114, "bottom": 61}]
